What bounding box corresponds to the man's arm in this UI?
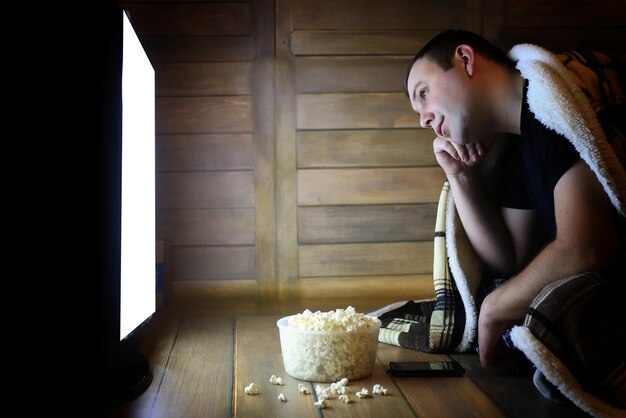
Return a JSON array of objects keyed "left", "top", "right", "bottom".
[
  {"left": 436, "top": 137, "right": 538, "bottom": 273},
  {"left": 478, "top": 159, "right": 622, "bottom": 372}
]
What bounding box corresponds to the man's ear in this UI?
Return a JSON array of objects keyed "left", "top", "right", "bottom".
[{"left": 456, "top": 45, "right": 475, "bottom": 77}]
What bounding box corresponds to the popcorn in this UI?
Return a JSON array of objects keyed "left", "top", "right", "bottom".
[
  {"left": 298, "top": 383, "right": 311, "bottom": 394},
  {"left": 356, "top": 388, "right": 370, "bottom": 398},
  {"left": 288, "top": 306, "right": 378, "bottom": 332},
  {"left": 339, "top": 394, "right": 352, "bottom": 404},
  {"left": 372, "top": 384, "right": 388, "bottom": 396},
  {"left": 245, "top": 373, "right": 388, "bottom": 408},
  {"left": 269, "top": 375, "right": 284, "bottom": 385},
  {"left": 279, "top": 308, "right": 381, "bottom": 382},
  {"left": 313, "top": 399, "right": 327, "bottom": 409},
  {"left": 244, "top": 383, "right": 259, "bottom": 395}
]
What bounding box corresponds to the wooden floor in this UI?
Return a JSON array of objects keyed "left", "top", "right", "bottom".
[{"left": 101, "top": 300, "right": 591, "bottom": 418}]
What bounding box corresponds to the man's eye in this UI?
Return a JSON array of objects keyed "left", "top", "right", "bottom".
[{"left": 419, "top": 88, "right": 427, "bottom": 100}]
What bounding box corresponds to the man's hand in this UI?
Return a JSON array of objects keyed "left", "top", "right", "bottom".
[
  {"left": 433, "top": 137, "right": 492, "bottom": 176},
  {"left": 477, "top": 284, "right": 526, "bottom": 374}
]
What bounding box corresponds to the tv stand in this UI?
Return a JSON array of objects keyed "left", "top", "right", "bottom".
[{"left": 104, "top": 342, "right": 153, "bottom": 408}]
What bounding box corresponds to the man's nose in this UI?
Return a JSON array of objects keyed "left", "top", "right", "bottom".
[{"left": 419, "top": 112, "right": 433, "bottom": 129}]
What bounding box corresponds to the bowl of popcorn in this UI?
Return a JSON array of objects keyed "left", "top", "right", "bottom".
[{"left": 277, "top": 306, "right": 381, "bottom": 382}]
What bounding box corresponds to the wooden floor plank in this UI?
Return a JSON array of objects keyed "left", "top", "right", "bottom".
[
  {"left": 150, "top": 315, "right": 234, "bottom": 418},
  {"left": 233, "top": 315, "right": 320, "bottom": 418},
  {"left": 452, "top": 353, "right": 591, "bottom": 418},
  {"left": 377, "top": 343, "right": 505, "bottom": 418}
]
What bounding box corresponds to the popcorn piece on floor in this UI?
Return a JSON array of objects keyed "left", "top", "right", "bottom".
[
  {"left": 244, "top": 383, "right": 259, "bottom": 395},
  {"left": 277, "top": 393, "right": 287, "bottom": 402},
  {"left": 372, "top": 384, "right": 389, "bottom": 396},
  {"left": 298, "top": 383, "right": 311, "bottom": 394},
  {"left": 339, "top": 394, "right": 352, "bottom": 404},
  {"left": 356, "top": 388, "right": 371, "bottom": 398},
  {"left": 269, "top": 374, "right": 284, "bottom": 385},
  {"left": 313, "top": 399, "right": 327, "bottom": 409}
]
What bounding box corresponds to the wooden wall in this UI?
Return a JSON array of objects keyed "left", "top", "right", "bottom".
[{"left": 119, "top": 0, "right": 626, "bottom": 310}]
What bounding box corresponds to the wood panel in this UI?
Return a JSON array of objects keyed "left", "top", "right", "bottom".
[
  {"left": 296, "top": 275, "right": 435, "bottom": 299},
  {"left": 156, "top": 62, "right": 252, "bottom": 96},
  {"left": 157, "top": 171, "right": 254, "bottom": 209},
  {"left": 298, "top": 204, "right": 437, "bottom": 244},
  {"left": 149, "top": 316, "right": 234, "bottom": 418},
  {"left": 297, "top": 93, "right": 418, "bottom": 129},
  {"left": 123, "top": 3, "right": 252, "bottom": 36},
  {"left": 171, "top": 280, "right": 260, "bottom": 302},
  {"left": 141, "top": 36, "right": 256, "bottom": 63},
  {"left": 298, "top": 167, "right": 444, "bottom": 206},
  {"left": 157, "top": 208, "right": 255, "bottom": 245},
  {"left": 297, "top": 56, "right": 410, "bottom": 93},
  {"left": 291, "top": 30, "right": 439, "bottom": 56},
  {"left": 252, "top": 0, "right": 278, "bottom": 301},
  {"left": 173, "top": 245, "right": 256, "bottom": 280},
  {"left": 275, "top": 0, "right": 299, "bottom": 301},
  {"left": 298, "top": 242, "right": 433, "bottom": 277},
  {"left": 293, "top": 0, "right": 467, "bottom": 30},
  {"left": 297, "top": 129, "right": 436, "bottom": 168},
  {"left": 157, "top": 133, "right": 253, "bottom": 172},
  {"left": 157, "top": 96, "right": 253, "bottom": 134}
]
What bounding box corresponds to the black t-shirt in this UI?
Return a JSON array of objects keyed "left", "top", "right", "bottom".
[{"left": 499, "top": 81, "right": 580, "bottom": 238}]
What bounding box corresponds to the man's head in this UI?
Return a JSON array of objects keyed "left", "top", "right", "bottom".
[
  {"left": 405, "top": 30, "right": 517, "bottom": 144},
  {"left": 405, "top": 30, "right": 515, "bottom": 92}
]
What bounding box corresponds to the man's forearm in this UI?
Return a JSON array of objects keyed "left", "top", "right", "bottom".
[
  {"left": 447, "top": 169, "right": 516, "bottom": 273},
  {"left": 484, "top": 235, "right": 607, "bottom": 322}
]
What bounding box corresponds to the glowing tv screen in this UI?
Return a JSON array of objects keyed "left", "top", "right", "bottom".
[{"left": 119, "top": 11, "right": 155, "bottom": 340}]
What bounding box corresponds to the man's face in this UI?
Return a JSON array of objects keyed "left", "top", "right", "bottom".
[{"left": 406, "top": 57, "right": 490, "bottom": 145}]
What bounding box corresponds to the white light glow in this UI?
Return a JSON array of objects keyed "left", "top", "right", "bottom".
[{"left": 120, "top": 12, "right": 155, "bottom": 340}]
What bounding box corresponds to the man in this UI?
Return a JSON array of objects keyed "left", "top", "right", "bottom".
[{"left": 404, "top": 28, "right": 626, "bottom": 384}]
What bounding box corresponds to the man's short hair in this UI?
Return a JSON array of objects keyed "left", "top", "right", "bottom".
[{"left": 404, "top": 30, "right": 517, "bottom": 96}]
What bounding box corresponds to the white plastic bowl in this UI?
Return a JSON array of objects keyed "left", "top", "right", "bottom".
[{"left": 277, "top": 315, "right": 381, "bottom": 382}]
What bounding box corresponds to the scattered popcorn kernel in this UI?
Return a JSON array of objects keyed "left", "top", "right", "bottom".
[
  {"left": 371, "top": 384, "right": 389, "bottom": 396},
  {"left": 356, "top": 388, "right": 371, "bottom": 398},
  {"left": 339, "top": 394, "right": 352, "bottom": 404},
  {"left": 298, "top": 383, "right": 311, "bottom": 394},
  {"left": 313, "top": 399, "right": 327, "bottom": 409},
  {"left": 277, "top": 393, "right": 287, "bottom": 402},
  {"left": 269, "top": 375, "right": 284, "bottom": 385},
  {"left": 244, "top": 383, "right": 259, "bottom": 395}
]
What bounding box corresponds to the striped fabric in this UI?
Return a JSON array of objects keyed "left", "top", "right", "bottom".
[{"left": 378, "top": 182, "right": 464, "bottom": 352}]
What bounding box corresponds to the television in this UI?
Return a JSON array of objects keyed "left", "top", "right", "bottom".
[{"left": 97, "top": 7, "right": 156, "bottom": 409}]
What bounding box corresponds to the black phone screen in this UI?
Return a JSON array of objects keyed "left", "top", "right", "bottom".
[{"left": 388, "top": 361, "right": 465, "bottom": 377}]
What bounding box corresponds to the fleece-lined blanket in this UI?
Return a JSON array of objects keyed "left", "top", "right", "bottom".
[{"left": 372, "top": 45, "right": 626, "bottom": 417}]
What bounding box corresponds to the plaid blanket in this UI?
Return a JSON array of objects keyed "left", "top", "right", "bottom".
[
  {"left": 376, "top": 182, "right": 465, "bottom": 352},
  {"left": 372, "top": 45, "right": 626, "bottom": 416}
]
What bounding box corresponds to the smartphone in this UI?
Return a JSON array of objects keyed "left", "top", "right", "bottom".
[{"left": 388, "top": 361, "right": 465, "bottom": 377}]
